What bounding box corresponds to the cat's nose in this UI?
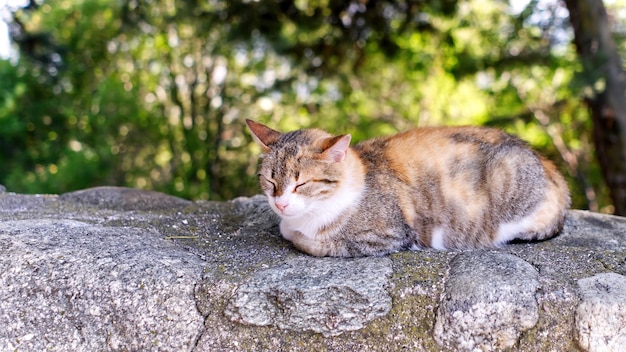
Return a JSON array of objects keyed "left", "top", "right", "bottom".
[{"left": 275, "top": 201, "right": 288, "bottom": 211}]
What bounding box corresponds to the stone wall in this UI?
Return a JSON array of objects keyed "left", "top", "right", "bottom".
[{"left": 1, "top": 186, "right": 625, "bottom": 351}]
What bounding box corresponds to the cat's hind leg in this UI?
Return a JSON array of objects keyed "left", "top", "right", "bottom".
[
  {"left": 494, "top": 157, "right": 570, "bottom": 245},
  {"left": 494, "top": 185, "right": 568, "bottom": 244}
]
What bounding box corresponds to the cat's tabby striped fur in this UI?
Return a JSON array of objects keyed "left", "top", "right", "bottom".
[{"left": 246, "top": 119, "right": 570, "bottom": 257}]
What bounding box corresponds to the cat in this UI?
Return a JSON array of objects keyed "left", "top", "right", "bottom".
[{"left": 246, "top": 119, "right": 571, "bottom": 257}]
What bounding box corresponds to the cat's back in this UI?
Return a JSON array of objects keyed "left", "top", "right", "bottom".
[
  {"left": 351, "top": 126, "right": 569, "bottom": 249},
  {"left": 353, "top": 126, "right": 527, "bottom": 176}
]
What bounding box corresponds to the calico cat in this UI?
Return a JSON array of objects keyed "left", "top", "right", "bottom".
[{"left": 246, "top": 119, "right": 570, "bottom": 257}]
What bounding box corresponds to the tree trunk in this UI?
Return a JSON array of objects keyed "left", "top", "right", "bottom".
[{"left": 564, "top": 0, "right": 626, "bottom": 215}]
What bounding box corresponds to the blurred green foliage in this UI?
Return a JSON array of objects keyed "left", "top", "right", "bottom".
[{"left": 1, "top": 0, "right": 624, "bottom": 212}]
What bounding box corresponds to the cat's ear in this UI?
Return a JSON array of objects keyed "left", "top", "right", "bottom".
[
  {"left": 321, "top": 134, "right": 351, "bottom": 162},
  {"left": 246, "top": 119, "right": 281, "bottom": 152}
]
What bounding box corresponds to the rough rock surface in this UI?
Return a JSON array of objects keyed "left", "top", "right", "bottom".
[
  {"left": 433, "top": 252, "right": 539, "bottom": 350},
  {"left": 576, "top": 273, "right": 626, "bottom": 351},
  {"left": 224, "top": 256, "right": 393, "bottom": 337},
  {"left": 0, "top": 219, "right": 205, "bottom": 351},
  {"left": 1, "top": 186, "right": 626, "bottom": 351}
]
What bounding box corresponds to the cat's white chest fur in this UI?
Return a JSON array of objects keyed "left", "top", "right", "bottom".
[{"left": 276, "top": 182, "right": 363, "bottom": 240}]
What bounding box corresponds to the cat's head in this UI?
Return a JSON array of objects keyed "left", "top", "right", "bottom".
[{"left": 246, "top": 119, "right": 352, "bottom": 219}]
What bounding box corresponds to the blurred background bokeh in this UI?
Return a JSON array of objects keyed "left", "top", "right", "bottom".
[{"left": 1, "top": 0, "right": 625, "bottom": 214}]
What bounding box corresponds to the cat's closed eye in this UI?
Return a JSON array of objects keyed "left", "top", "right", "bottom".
[
  {"left": 294, "top": 181, "right": 308, "bottom": 192},
  {"left": 259, "top": 174, "right": 277, "bottom": 193}
]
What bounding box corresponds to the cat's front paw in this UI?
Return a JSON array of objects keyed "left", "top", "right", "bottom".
[
  {"left": 279, "top": 223, "right": 296, "bottom": 241},
  {"left": 286, "top": 230, "right": 331, "bottom": 257}
]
